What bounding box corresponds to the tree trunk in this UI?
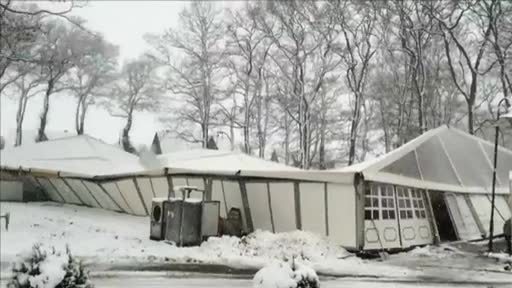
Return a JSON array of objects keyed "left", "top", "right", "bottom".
[
  {"left": 37, "top": 80, "right": 54, "bottom": 142},
  {"left": 122, "top": 108, "right": 135, "bottom": 153},
  {"left": 15, "top": 94, "right": 26, "bottom": 147},
  {"left": 348, "top": 92, "right": 362, "bottom": 165}
]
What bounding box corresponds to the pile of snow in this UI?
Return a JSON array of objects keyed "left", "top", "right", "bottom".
[
  {"left": 253, "top": 261, "right": 319, "bottom": 288},
  {"left": 200, "top": 230, "right": 351, "bottom": 264},
  {"left": 487, "top": 252, "right": 512, "bottom": 263},
  {"left": 407, "top": 245, "right": 465, "bottom": 259}
]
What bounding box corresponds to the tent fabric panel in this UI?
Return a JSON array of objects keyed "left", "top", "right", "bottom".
[
  {"left": 268, "top": 182, "right": 296, "bottom": 232},
  {"left": 37, "top": 178, "right": 63, "bottom": 202},
  {"left": 65, "top": 179, "right": 99, "bottom": 207},
  {"left": 327, "top": 183, "right": 357, "bottom": 248},
  {"left": 101, "top": 181, "right": 131, "bottom": 213},
  {"left": 135, "top": 178, "right": 155, "bottom": 213},
  {"left": 299, "top": 183, "right": 327, "bottom": 236},
  {"left": 439, "top": 130, "right": 493, "bottom": 188},
  {"left": 494, "top": 195, "right": 511, "bottom": 221},
  {"left": 48, "top": 178, "right": 82, "bottom": 205},
  {"left": 82, "top": 181, "right": 120, "bottom": 212},
  {"left": 481, "top": 143, "right": 512, "bottom": 188},
  {"left": 445, "top": 193, "right": 481, "bottom": 240},
  {"left": 211, "top": 180, "right": 227, "bottom": 218},
  {"left": 245, "top": 183, "right": 273, "bottom": 232},
  {"left": 187, "top": 177, "right": 205, "bottom": 199},
  {"left": 416, "top": 137, "right": 461, "bottom": 186},
  {"left": 114, "top": 179, "right": 146, "bottom": 215},
  {"left": 222, "top": 180, "right": 247, "bottom": 231},
  {"left": 150, "top": 177, "right": 169, "bottom": 198},
  {"left": 469, "top": 194, "right": 506, "bottom": 236},
  {"left": 381, "top": 151, "right": 422, "bottom": 180}
]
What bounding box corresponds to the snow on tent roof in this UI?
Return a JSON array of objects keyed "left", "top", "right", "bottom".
[
  {"left": 157, "top": 149, "right": 354, "bottom": 183},
  {"left": 337, "top": 126, "right": 512, "bottom": 194},
  {"left": 158, "top": 149, "right": 299, "bottom": 172},
  {"left": 0, "top": 135, "right": 148, "bottom": 177}
]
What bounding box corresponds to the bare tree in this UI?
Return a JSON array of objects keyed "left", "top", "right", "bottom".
[
  {"left": 35, "top": 19, "right": 96, "bottom": 142},
  {"left": 225, "top": 3, "right": 272, "bottom": 154},
  {"left": 146, "top": 2, "right": 225, "bottom": 148},
  {"left": 64, "top": 36, "right": 118, "bottom": 135},
  {"left": 427, "top": 1, "right": 494, "bottom": 135},
  {"left": 111, "top": 57, "right": 159, "bottom": 153},
  {"left": 10, "top": 62, "right": 43, "bottom": 146},
  {"left": 333, "top": 0, "right": 379, "bottom": 165}
]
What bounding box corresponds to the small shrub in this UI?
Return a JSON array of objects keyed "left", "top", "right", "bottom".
[
  {"left": 253, "top": 259, "right": 320, "bottom": 288},
  {"left": 8, "top": 243, "right": 93, "bottom": 288}
]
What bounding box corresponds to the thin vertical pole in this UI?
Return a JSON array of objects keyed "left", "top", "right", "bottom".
[{"left": 489, "top": 125, "right": 500, "bottom": 252}]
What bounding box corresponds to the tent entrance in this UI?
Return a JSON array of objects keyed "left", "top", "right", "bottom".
[{"left": 428, "top": 191, "right": 457, "bottom": 242}]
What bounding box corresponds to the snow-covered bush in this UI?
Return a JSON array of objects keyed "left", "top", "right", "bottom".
[
  {"left": 253, "top": 260, "right": 320, "bottom": 288},
  {"left": 7, "top": 243, "right": 93, "bottom": 288}
]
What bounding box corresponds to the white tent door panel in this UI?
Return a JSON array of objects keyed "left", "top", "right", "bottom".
[
  {"left": 135, "top": 178, "right": 155, "bottom": 212},
  {"left": 364, "top": 184, "right": 401, "bottom": 250},
  {"left": 299, "top": 183, "right": 326, "bottom": 236},
  {"left": 116, "top": 179, "right": 146, "bottom": 215},
  {"left": 396, "top": 187, "right": 433, "bottom": 247},
  {"left": 151, "top": 177, "right": 169, "bottom": 198},
  {"left": 82, "top": 181, "right": 120, "bottom": 212},
  {"left": 468, "top": 194, "right": 506, "bottom": 236},
  {"left": 486, "top": 195, "right": 507, "bottom": 235},
  {"left": 65, "top": 179, "right": 98, "bottom": 207},
  {"left": 327, "top": 184, "right": 357, "bottom": 248},
  {"left": 246, "top": 183, "right": 273, "bottom": 232},
  {"left": 37, "top": 178, "right": 63, "bottom": 203},
  {"left": 101, "top": 182, "right": 132, "bottom": 213},
  {"left": 187, "top": 177, "right": 205, "bottom": 200},
  {"left": 268, "top": 183, "right": 296, "bottom": 232},
  {"left": 494, "top": 196, "right": 511, "bottom": 221},
  {"left": 49, "top": 178, "right": 82, "bottom": 205},
  {"left": 211, "top": 180, "right": 227, "bottom": 218},
  {"left": 444, "top": 194, "right": 481, "bottom": 240},
  {"left": 223, "top": 180, "right": 247, "bottom": 231}
]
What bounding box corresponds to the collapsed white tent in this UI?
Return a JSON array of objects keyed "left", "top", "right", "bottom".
[
  {"left": 335, "top": 126, "right": 512, "bottom": 250},
  {"left": 1, "top": 126, "right": 511, "bottom": 252}
]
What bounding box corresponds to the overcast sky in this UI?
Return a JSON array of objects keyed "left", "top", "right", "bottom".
[{"left": 0, "top": 1, "right": 240, "bottom": 147}]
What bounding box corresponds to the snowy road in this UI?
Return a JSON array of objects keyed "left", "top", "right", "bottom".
[{"left": 89, "top": 276, "right": 511, "bottom": 288}]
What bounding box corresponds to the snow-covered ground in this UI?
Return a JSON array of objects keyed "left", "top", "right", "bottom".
[{"left": 1, "top": 201, "right": 511, "bottom": 285}]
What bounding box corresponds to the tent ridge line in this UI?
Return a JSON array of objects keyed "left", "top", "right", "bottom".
[{"left": 436, "top": 135, "right": 465, "bottom": 187}]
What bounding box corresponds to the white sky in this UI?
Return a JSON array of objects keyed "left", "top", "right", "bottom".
[{"left": 0, "top": 1, "right": 241, "bottom": 147}]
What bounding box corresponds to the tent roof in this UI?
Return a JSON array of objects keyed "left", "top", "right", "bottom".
[
  {"left": 338, "top": 126, "right": 512, "bottom": 194},
  {"left": 157, "top": 149, "right": 353, "bottom": 183},
  {"left": 158, "top": 149, "right": 300, "bottom": 172},
  {"left": 0, "top": 135, "right": 147, "bottom": 177}
]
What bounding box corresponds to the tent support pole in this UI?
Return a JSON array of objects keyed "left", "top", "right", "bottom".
[
  {"left": 46, "top": 177, "right": 66, "bottom": 203},
  {"left": 32, "top": 176, "right": 51, "bottom": 201},
  {"left": 132, "top": 178, "right": 149, "bottom": 215},
  {"left": 98, "top": 183, "right": 125, "bottom": 213},
  {"left": 165, "top": 169, "right": 174, "bottom": 198},
  {"left": 148, "top": 177, "right": 156, "bottom": 197},
  {"left": 114, "top": 181, "right": 135, "bottom": 214},
  {"left": 424, "top": 190, "right": 441, "bottom": 245},
  {"left": 238, "top": 180, "right": 254, "bottom": 233},
  {"left": 354, "top": 174, "right": 366, "bottom": 250},
  {"left": 465, "top": 195, "right": 486, "bottom": 237},
  {"left": 324, "top": 183, "right": 329, "bottom": 237},
  {"left": 294, "top": 182, "right": 302, "bottom": 230},
  {"left": 266, "top": 182, "right": 276, "bottom": 233},
  {"left": 81, "top": 180, "right": 104, "bottom": 209},
  {"left": 61, "top": 178, "right": 87, "bottom": 206}
]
